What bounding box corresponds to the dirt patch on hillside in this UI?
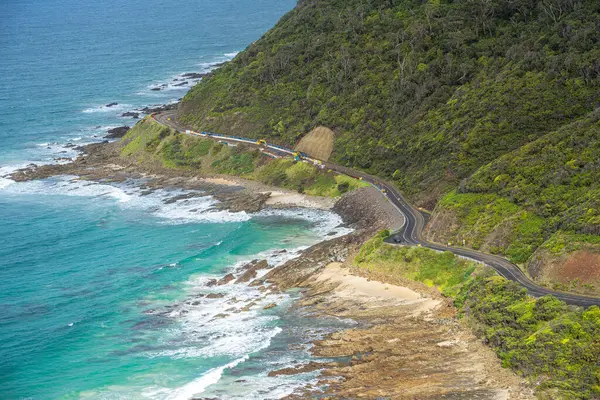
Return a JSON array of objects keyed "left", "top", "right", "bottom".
[
  {"left": 294, "top": 126, "right": 335, "bottom": 161},
  {"left": 423, "top": 207, "right": 459, "bottom": 245},
  {"left": 529, "top": 249, "right": 600, "bottom": 295}
]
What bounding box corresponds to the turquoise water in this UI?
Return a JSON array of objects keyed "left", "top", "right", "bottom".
[{"left": 0, "top": 1, "right": 352, "bottom": 398}]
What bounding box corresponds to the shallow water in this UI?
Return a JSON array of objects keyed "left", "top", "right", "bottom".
[
  {"left": 0, "top": 176, "right": 351, "bottom": 399},
  {"left": 0, "top": 0, "right": 358, "bottom": 398}
]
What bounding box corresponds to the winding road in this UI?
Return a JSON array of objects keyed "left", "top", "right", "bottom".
[{"left": 154, "top": 111, "right": 600, "bottom": 307}]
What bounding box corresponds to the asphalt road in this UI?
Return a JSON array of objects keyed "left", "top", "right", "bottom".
[{"left": 153, "top": 111, "right": 600, "bottom": 307}]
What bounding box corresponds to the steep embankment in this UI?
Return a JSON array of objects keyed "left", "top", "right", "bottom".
[{"left": 427, "top": 111, "right": 600, "bottom": 294}]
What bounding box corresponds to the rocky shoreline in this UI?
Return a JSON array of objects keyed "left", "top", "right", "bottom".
[
  {"left": 9, "top": 140, "right": 334, "bottom": 214},
  {"left": 9, "top": 141, "right": 533, "bottom": 399}
]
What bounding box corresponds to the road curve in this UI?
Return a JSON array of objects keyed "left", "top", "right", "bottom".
[{"left": 153, "top": 111, "right": 600, "bottom": 307}]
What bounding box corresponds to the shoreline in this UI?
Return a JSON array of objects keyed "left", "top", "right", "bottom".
[{"left": 4, "top": 141, "right": 533, "bottom": 398}]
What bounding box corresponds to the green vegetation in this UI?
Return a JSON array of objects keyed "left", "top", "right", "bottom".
[
  {"left": 356, "top": 231, "right": 600, "bottom": 398},
  {"left": 120, "top": 118, "right": 367, "bottom": 197},
  {"left": 538, "top": 232, "right": 600, "bottom": 257},
  {"left": 432, "top": 111, "right": 600, "bottom": 269},
  {"left": 355, "top": 230, "right": 479, "bottom": 296},
  {"left": 457, "top": 276, "right": 600, "bottom": 399},
  {"left": 435, "top": 191, "right": 546, "bottom": 263},
  {"left": 463, "top": 111, "right": 600, "bottom": 237},
  {"left": 179, "top": 0, "right": 600, "bottom": 205},
  {"left": 177, "top": 0, "right": 600, "bottom": 276}
]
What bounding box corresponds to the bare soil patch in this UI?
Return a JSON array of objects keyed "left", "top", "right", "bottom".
[
  {"left": 529, "top": 249, "right": 600, "bottom": 295},
  {"left": 560, "top": 250, "right": 600, "bottom": 281},
  {"left": 294, "top": 126, "right": 335, "bottom": 161}
]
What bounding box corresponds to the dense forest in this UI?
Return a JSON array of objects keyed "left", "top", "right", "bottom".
[
  {"left": 180, "top": 0, "right": 599, "bottom": 200},
  {"left": 177, "top": 0, "right": 600, "bottom": 288}
]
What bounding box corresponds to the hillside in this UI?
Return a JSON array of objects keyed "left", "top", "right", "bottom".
[
  {"left": 179, "top": 0, "right": 600, "bottom": 205},
  {"left": 177, "top": 0, "right": 600, "bottom": 292},
  {"left": 119, "top": 118, "right": 367, "bottom": 197},
  {"left": 426, "top": 110, "right": 600, "bottom": 293}
]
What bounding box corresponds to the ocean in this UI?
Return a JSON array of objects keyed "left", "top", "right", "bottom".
[{"left": 0, "top": 1, "right": 350, "bottom": 398}]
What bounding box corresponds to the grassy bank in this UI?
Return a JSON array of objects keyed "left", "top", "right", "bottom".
[
  {"left": 120, "top": 118, "right": 368, "bottom": 197},
  {"left": 355, "top": 230, "right": 480, "bottom": 297},
  {"left": 425, "top": 112, "right": 600, "bottom": 292},
  {"left": 355, "top": 231, "right": 600, "bottom": 399}
]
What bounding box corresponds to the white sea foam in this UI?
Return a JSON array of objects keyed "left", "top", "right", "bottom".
[
  {"left": 82, "top": 103, "right": 132, "bottom": 114},
  {"left": 0, "top": 177, "right": 14, "bottom": 189},
  {"left": 140, "top": 51, "right": 240, "bottom": 97},
  {"left": 255, "top": 207, "right": 351, "bottom": 238},
  {"left": 0, "top": 176, "right": 132, "bottom": 203},
  {"left": 143, "top": 356, "right": 248, "bottom": 400}
]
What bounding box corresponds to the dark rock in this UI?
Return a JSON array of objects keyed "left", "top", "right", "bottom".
[
  {"left": 241, "top": 301, "right": 257, "bottom": 312},
  {"left": 137, "top": 103, "right": 178, "bottom": 114},
  {"left": 121, "top": 111, "right": 140, "bottom": 119},
  {"left": 104, "top": 126, "right": 130, "bottom": 139},
  {"left": 205, "top": 293, "right": 225, "bottom": 299},
  {"left": 214, "top": 190, "right": 270, "bottom": 213},
  {"left": 248, "top": 278, "right": 264, "bottom": 287},
  {"left": 217, "top": 273, "right": 235, "bottom": 285},
  {"left": 105, "top": 102, "right": 118, "bottom": 107},
  {"left": 268, "top": 361, "right": 336, "bottom": 377},
  {"left": 150, "top": 87, "right": 161, "bottom": 91},
  {"left": 263, "top": 302, "right": 277, "bottom": 310},
  {"left": 173, "top": 81, "right": 189, "bottom": 87},
  {"left": 181, "top": 72, "right": 207, "bottom": 79},
  {"left": 163, "top": 192, "right": 205, "bottom": 204},
  {"left": 235, "top": 260, "right": 268, "bottom": 284},
  {"left": 64, "top": 143, "right": 76, "bottom": 148},
  {"left": 205, "top": 279, "right": 217, "bottom": 287}
]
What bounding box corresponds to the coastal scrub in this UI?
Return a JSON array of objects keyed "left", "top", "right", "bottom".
[
  {"left": 355, "top": 231, "right": 600, "bottom": 399},
  {"left": 120, "top": 118, "right": 367, "bottom": 197},
  {"left": 354, "top": 230, "right": 479, "bottom": 296}
]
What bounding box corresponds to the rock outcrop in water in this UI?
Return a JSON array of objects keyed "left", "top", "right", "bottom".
[
  {"left": 121, "top": 112, "right": 140, "bottom": 119},
  {"left": 235, "top": 260, "right": 268, "bottom": 284},
  {"left": 104, "top": 126, "right": 130, "bottom": 138}
]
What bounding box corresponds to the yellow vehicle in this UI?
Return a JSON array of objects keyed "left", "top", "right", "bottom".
[
  {"left": 256, "top": 139, "right": 267, "bottom": 146},
  {"left": 293, "top": 151, "right": 303, "bottom": 161}
]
